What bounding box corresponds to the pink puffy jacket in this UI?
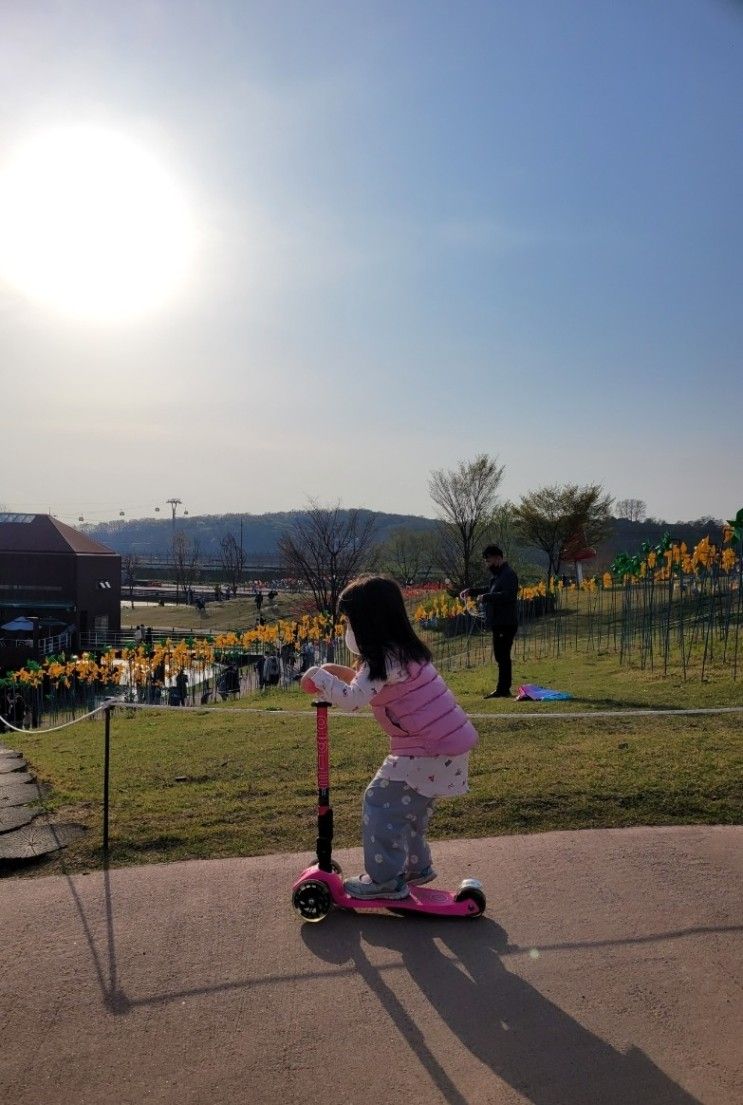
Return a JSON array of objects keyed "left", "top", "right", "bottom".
[{"left": 370, "top": 662, "right": 478, "bottom": 757}]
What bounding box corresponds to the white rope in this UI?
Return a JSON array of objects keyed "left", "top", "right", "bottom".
[
  {"left": 466, "top": 705, "right": 743, "bottom": 721},
  {"left": 2, "top": 699, "right": 742, "bottom": 736},
  {"left": 0, "top": 702, "right": 110, "bottom": 734},
  {"left": 108, "top": 701, "right": 743, "bottom": 721}
]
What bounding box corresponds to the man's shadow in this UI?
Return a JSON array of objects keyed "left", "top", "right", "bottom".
[{"left": 302, "top": 914, "right": 702, "bottom": 1105}]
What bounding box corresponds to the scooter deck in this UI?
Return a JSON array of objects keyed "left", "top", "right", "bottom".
[{"left": 293, "top": 864, "right": 482, "bottom": 918}]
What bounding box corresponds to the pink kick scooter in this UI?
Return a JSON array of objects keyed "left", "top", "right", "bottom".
[{"left": 291, "top": 702, "right": 486, "bottom": 922}]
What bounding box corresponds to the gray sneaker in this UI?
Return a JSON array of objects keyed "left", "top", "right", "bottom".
[
  {"left": 406, "top": 865, "right": 437, "bottom": 886},
  {"left": 344, "top": 874, "right": 410, "bottom": 900}
]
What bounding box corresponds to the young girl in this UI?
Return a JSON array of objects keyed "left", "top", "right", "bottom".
[{"left": 300, "top": 575, "right": 478, "bottom": 900}]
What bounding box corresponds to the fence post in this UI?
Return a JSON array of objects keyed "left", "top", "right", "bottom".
[{"left": 103, "top": 703, "right": 112, "bottom": 857}]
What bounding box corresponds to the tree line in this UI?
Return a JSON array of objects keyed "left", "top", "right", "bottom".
[
  {"left": 279, "top": 455, "right": 618, "bottom": 619},
  {"left": 118, "top": 456, "right": 723, "bottom": 621}
]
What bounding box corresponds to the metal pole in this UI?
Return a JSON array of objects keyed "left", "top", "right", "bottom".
[{"left": 103, "top": 704, "right": 112, "bottom": 855}]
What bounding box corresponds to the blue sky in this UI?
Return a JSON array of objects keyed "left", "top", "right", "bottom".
[{"left": 0, "top": 1, "right": 741, "bottom": 525}]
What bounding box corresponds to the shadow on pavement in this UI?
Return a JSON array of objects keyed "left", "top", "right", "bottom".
[
  {"left": 57, "top": 864, "right": 736, "bottom": 1105},
  {"left": 62, "top": 858, "right": 131, "bottom": 1014},
  {"left": 302, "top": 914, "right": 704, "bottom": 1105}
]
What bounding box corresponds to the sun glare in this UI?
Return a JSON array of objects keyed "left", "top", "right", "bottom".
[{"left": 0, "top": 124, "right": 196, "bottom": 320}]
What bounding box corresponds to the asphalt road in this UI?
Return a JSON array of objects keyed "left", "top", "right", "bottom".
[{"left": 1, "top": 825, "right": 741, "bottom": 1105}]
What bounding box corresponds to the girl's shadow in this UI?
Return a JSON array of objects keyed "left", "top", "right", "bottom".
[{"left": 302, "top": 913, "right": 702, "bottom": 1105}]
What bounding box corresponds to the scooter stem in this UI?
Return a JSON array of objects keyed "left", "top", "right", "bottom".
[{"left": 312, "top": 701, "right": 333, "bottom": 872}]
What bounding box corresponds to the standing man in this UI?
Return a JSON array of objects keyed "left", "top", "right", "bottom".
[
  {"left": 464, "top": 544, "right": 519, "bottom": 699},
  {"left": 175, "top": 668, "right": 189, "bottom": 706}
]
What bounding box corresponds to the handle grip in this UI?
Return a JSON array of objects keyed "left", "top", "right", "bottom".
[{"left": 313, "top": 701, "right": 331, "bottom": 793}]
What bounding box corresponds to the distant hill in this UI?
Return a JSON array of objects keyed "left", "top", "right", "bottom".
[
  {"left": 81, "top": 510, "right": 727, "bottom": 572},
  {"left": 80, "top": 510, "right": 438, "bottom": 558}
]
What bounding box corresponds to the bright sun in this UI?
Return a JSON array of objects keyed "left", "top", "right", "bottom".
[{"left": 0, "top": 124, "right": 196, "bottom": 320}]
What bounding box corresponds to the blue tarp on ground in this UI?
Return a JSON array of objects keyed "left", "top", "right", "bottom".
[{"left": 516, "top": 684, "right": 573, "bottom": 701}]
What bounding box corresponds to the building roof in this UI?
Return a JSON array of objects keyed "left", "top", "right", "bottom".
[{"left": 0, "top": 514, "right": 119, "bottom": 556}]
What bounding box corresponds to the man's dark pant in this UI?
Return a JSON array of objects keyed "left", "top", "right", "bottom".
[{"left": 492, "top": 625, "right": 517, "bottom": 694}]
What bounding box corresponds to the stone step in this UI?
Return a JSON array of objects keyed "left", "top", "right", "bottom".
[
  {"left": 0, "top": 757, "right": 27, "bottom": 774},
  {"left": 0, "top": 822, "right": 85, "bottom": 860},
  {"left": 0, "top": 780, "right": 44, "bottom": 809},
  {"left": 0, "top": 807, "right": 37, "bottom": 834},
  {"left": 0, "top": 771, "right": 34, "bottom": 786}
]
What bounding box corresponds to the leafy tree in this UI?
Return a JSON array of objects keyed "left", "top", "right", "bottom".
[
  {"left": 428, "top": 454, "right": 505, "bottom": 591},
  {"left": 488, "top": 501, "right": 521, "bottom": 563},
  {"left": 278, "top": 502, "right": 378, "bottom": 621},
  {"left": 514, "top": 484, "right": 614, "bottom": 586},
  {"left": 478, "top": 501, "right": 542, "bottom": 584},
  {"left": 377, "top": 527, "right": 437, "bottom": 584}
]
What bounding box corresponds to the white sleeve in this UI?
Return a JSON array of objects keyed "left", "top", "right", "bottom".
[{"left": 308, "top": 665, "right": 379, "bottom": 712}]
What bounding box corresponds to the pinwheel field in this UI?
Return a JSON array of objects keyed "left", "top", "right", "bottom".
[{"left": 4, "top": 517, "right": 743, "bottom": 876}]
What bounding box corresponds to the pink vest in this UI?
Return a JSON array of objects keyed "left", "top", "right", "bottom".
[{"left": 370, "top": 662, "right": 478, "bottom": 757}]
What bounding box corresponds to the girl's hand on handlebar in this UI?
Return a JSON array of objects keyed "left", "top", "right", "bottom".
[
  {"left": 321, "top": 663, "right": 357, "bottom": 684},
  {"left": 300, "top": 672, "right": 320, "bottom": 694}
]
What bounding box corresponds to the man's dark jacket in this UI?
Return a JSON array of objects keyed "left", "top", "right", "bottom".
[{"left": 473, "top": 563, "right": 519, "bottom": 628}]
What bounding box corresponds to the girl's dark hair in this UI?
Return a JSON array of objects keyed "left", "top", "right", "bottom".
[{"left": 338, "top": 574, "right": 432, "bottom": 681}]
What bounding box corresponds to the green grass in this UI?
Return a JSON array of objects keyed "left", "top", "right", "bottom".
[
  {"left": 449, "top": 648, "right": 743, "bottom": 711},
  {"left": 119, "top": 594, "right": 302, "bottom": 632},
  {"left": 7, "top": 650, "right": 742, "bottom": 878}
]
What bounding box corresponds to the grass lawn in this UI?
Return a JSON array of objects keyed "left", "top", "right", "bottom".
[
  {"left": 119, "top": 594, "right": 302, "bottom": 633},
  {"left": 7, "top": 650, "right": 742, "bottom": 878}
]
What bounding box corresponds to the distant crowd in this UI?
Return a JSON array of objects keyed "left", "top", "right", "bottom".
[{"left": 179, "top": 585, "right": 281, "bottom": 618}]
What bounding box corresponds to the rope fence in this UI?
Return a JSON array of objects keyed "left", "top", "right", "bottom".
[{"left": 2, "top": 698, "right": 742, "bottom": 859}]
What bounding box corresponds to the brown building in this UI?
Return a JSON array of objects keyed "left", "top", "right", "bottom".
[{"left": 0, "top": 513, "right": 121, "bottom": 668}]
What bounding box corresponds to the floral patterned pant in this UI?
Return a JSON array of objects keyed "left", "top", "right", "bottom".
[{"left": 362, "top": 775, "right": 435, "bottom": 884}]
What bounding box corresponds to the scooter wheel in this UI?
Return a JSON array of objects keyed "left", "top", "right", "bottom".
[
  {"left": 454, "top": 887, "right": 486, "bottom": 917},
  {"left": 292, "top": 879, "right": 332, "bottom": 922},
  {"left": 330, "top": 860, "right": 343, "bottom": 875}
]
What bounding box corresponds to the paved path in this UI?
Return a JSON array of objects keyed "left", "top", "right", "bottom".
[{"left": 1, "top": 826, "right": 741, "bottom": 1105}]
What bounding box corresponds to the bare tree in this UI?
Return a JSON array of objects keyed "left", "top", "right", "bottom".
[
  {"left": 220, "top": 533, "right": 247, "bottom": 594},
  {"left": 377, "top": 527, "right": 437, "bottom": 584},
  {"left": 615, "top": 498, "right": 647, "bottom": 523},
  {"left": 121, "top": 552, "right": 140, "bottom": 610},
  {"left": 429, "top": 454, "right": 505, "bottom": 591},
  {"left": 278, "top": 503, "right": 378, "bottom": 621},
  {"left": 171, "top": 532, "right": 201, "bottom": 603},
  {"left": 514, "top": 484, "right": 614, "bottom": 586}
]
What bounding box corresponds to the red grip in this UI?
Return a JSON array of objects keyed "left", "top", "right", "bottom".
[{"left": 315, "top": 703, "right": 329, "bottom": 791}]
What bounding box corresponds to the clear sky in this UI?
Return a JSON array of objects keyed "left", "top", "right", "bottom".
[{"left": 1, "top": 1, "right": 741, "bottom": 526}]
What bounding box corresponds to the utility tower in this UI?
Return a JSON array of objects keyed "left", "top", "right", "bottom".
[{"left": 166, "top": 498, "right": 183, "bottom": 538}]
